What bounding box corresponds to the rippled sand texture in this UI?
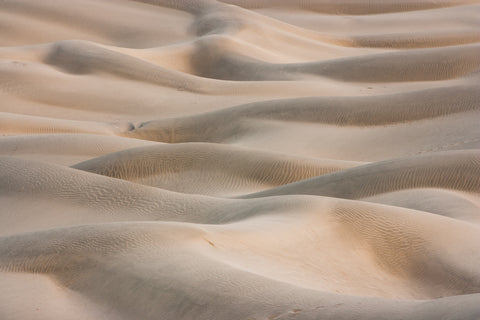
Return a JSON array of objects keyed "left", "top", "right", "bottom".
[{"left": 1, "top": 0, "right": 480, "bottom": 319}]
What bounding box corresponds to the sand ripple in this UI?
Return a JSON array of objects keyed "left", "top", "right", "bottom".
[{"left": 1, "top": 0, "right": 479, "bottom": 319}]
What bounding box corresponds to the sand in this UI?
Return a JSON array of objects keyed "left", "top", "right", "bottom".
[{"left": 1, "top": 0, "right": 479, "bottom": 319}]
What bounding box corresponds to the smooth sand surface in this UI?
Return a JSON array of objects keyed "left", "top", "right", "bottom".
[{"left": 1, "top": 0, "right": 479, "bottom": 319}]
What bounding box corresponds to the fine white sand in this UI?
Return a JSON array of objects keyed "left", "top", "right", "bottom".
[{"left": 1, "top": 0, "right": 479, "bottom": 319}]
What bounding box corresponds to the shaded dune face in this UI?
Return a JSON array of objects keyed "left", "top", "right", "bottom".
[
  {"left": 1, "top": 0, "right": 480, "bottom": 319},
  {"left": 71, "top": 143, "right": 363, "bottom": 196}
]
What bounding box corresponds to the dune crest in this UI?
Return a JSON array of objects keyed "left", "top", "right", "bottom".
[{"left": 1, "top": 0, "right": 479, "bottom": 319}]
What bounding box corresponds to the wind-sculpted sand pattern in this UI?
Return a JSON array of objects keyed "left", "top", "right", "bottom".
[{"left": 1, "top": 0, "right": 480, "bottom": 319}]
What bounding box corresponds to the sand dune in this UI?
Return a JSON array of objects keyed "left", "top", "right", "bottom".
[
  {"left": 72, "top": 143, "right": 362, "bottom": 196},
  {"left": 242, "top": 150, "right": 480, "bottom": 198},
  {"left": 220, "top": 0, "right": 480, "bottom": 14},
  {"left": 364, "top": 188, "right": 480, "bottom": 224},
  {"left": 189, "top": 43, "right": 480, "bottom": 81},
  {"left": 124, "top": 100, "right": 479, "bottom": 160},
  {"left": 1, "top": 0, "right": 479, "bottom": 319},
  {"left": 126, "top": 84, "right": 480, "bottom": 134},
  {"left": 0, "top": 134, "right": 159, "bottom": 165}
]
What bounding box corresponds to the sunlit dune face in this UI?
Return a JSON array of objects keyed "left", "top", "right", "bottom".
[{"left": 1, "top": 0, "right": 479, "bottom": 319}]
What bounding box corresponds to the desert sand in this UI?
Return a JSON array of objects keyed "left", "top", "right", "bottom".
[{"left": 1, "top": 0, "right": 480, "bottom": 319}]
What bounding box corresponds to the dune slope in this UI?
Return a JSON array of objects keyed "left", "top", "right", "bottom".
[{"left": 1, "top": 0, "right": 479, "bottom": 319}]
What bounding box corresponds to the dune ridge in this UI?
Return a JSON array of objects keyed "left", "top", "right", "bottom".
[
  {"left": 1, "top": 0, "right": 479, "bottom": 319},
  {"left": 241, "top": 150, "right": 480, "bottom": 199},
  {"left": 72, "top": 143, "right": 362, "bottom": 196}
]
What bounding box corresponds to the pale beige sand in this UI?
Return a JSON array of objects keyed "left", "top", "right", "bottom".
[
  {"left": 1, "top": 0, "right": 480, "bottom": 319},
  {"left": 72, "top": 143, "right": 363, "bottom": 196}
]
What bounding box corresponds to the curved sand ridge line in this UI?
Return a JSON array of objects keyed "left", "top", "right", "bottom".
[
  {"left": 10, "top": 1, "right": 479, "bottom": 84},
  {"left": 1, "top": 0, "right": 480, "bottom": 318},
  {"left": 72, "top": 143, "right": 362, "bottom": 196},
  {"left": 0, "top": 156, "right": 362, "bottom": 233},
  {"left": 190, "top": 2, "right": 480, "bottom": 56},
  {"left": 364, "top": 188, "right": 480, "bottom": 225},
  {"left": 1, "top": 48, "right": 350, "bottom": 119},
  {"left": 0, "top": 0, "right": 195, "bottom": 48},
  {"left": 1, "top": 156, "right": 477, "bottom": 237},
  {"left": 113, "top": 4, "right": 480, "bottom": 76},
  {"left": 125, "top": 85, "right": 480, "bottom": 142},
  {"left": 254, "top": 4, "right": 480, "bottom": 34},
  {"left": 7, "top": 39, "right": 355, "bottom": 99},
  {"left": 0, "top": 134, "right": 159, "bottom": 165},
  {"left": 345, "top": 30, "right": 480, "bottom": 49},
  {"left": 217, "top": 0, "right": 480, "bottom": 14},
  {"left": 135, "top": 2, "right": 480, "bottom": 81},
  {"left": 0, "top": 156, "right": 229, "bottom": 232},
  {"left": 43, "top": 40, "right": 212, "bottom": 93},
  {"left": 189, "top": 43, "right": 480, "bottom": 81},
  {"left": 184, "top": 2, "right": 480, "bottom": 80},
  {"left": 0, "top": 156, "right": 348, "bottom": 232},
  {"left": 114, "top": 29, "right": 480, "bottom": 77},
  {"left": 242, "top": 150, "right": 480, "bottom": 199},
  {"left": 143, "top": 1, "right": 480, "bottom": 79},
  {"left": 124, "top": 106, "right": 479, "bottom": 161},
  {"left": 121, "top": 87, "right": 480, "bottom": 161},
  {"left": 0, "top": 200, "right": 479, "bottom": 308}
]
